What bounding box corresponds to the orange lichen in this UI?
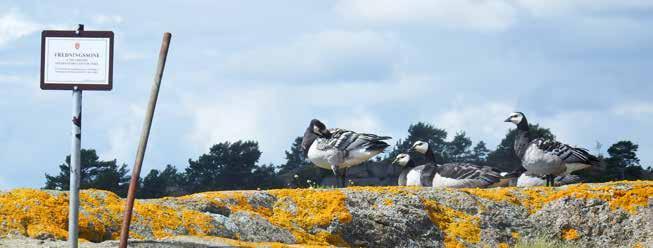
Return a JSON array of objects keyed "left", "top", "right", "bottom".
[
  {"left": 462, "top": 187, "right": 519, "bottom": 205},
  {"left": 464, "top": 181, "right": 653, "bottom": 214},
  {"left": 511, "top": 231, "right": 520, "bottom": 240},
  {"left": 422, "top": 199, "right": 480, "bottom": 248},
  {"left": 561, "top": 228, "right": 579, "bottom": 241},
  {"left": 498, "top": 243, "right": 510, "bottom": 248},
  {"left": 0, "top": 189, "right": 69, "bottom": 240},
  {"left": 383, "top": 198, "right": 393, "bottom": 206},
  {"left": 267, "top": 188, "right": 351, "bottom": 246}
]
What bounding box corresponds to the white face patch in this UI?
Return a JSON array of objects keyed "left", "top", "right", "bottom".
[
  {"left": 508, "top": 112, "right": 523, "bottom": 125},
  {"left": 394, "top": 154, "right": 410, "bottom": 166},
  {"left": 413, "top": 142, "right": 428, "bottom": 154}
]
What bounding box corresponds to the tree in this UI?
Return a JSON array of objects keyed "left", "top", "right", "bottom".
[
  {"left": 44, "top": 149, "right": 130, "bottom": 197},
  {"left": 184, "top": 140, "right": 264, "bottom": 192},
  {"left": 605, "top": 140, "right": 642, "bottom": 180},
  {"left": 446, "top": 131, "right": 473, "bottom": 163},
  {"left": 470, "top": 141, "right": 491, "bottom": 165},
  {"left": 139, "top": 165, "right": 184, "bottom": 198},
  {"left": 386, "top": 122, "right": 448, "bottom": 164},
  {"left": 278, "top": 137, "right": 312, "bottom": 174},
  {"left": 486, "top": 124, "right": 555, "bottom": 171}
]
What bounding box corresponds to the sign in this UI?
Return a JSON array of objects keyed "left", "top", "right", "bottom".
[{"left": 40, "top": 30, "right": 114, "bottom": 90}]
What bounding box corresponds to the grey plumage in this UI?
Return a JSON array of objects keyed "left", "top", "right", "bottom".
[
  {"left": 434, "top": 162, "right": 502, "bottom": 188},
  {"left": 302, "top": 119, "right": 391, "bottom": 187},
  {"left": 392, "top": 153, "right": 436, "bottom": 186},
  {"left": 506, "top": 112, "right": 598, "bottom": 186}
]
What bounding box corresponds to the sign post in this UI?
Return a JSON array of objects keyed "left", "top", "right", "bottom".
[{"left": 40, "top": 24, "right": 113, "bottom": 248}]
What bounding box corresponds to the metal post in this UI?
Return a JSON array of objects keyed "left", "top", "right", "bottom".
[
  {"left": 119, "top": 32, "right": 172, "bottom": 248},
  {"left": 68, "top": 24, "right": 84, "bottom": 248},
  {"left": 69, "top": 87, "right": 82, "bottom": 248}
]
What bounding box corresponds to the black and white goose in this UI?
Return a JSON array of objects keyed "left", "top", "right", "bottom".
[
  {"left": 516, "top": 173, "right": 583, "bottom": 187},
  {"left": 391, "top": 153, "right": 437, "bottom": 186},
  {"left": 410, "top": 141, "right": 510, "bottom": 188},
  {"left": 301, "top": 119, "right": 391, "bottom": 187},
  {"left": 504, "top": 112, "right": 600, "bottom": 187}
]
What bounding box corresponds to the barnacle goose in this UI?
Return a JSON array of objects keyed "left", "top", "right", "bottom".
[
  {"left": 409, "top": 141, "right": 510, "bottom": 188},
  {"left": 504, "top": 112, "right": 600, "bottom": 187},
  {"left": 301, "top": 119, "right": 391, "bottom": 187},
  {"left": 516, "top": 173, "right": 583, "bottom": 187},
  {"left": 392, "top": 153, "right": 437, "bottom": 186}
]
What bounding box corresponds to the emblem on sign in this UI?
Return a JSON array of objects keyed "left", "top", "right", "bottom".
[{"left": 75, "top": 42, "right": 80, "bottom": 49}]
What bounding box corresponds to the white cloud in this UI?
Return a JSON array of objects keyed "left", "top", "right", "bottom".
[
  {"left": 92, "top": 14, "right": 123, "bottom": 25},
  {"left": 611, "top": 102, "right": 653, "bottom": 117},
  {"left": 222, "top": 30, "right": 399, "bottom": 82},
  {"left": 0, "top": 9, "right": 41, "bottom": 47},
  {"left": 434, "top": 102, "right": 515, "bottom": 145},
  {"left": 101, "top": 104, "right": 145, "bottom": 164},
  {"left": 515, "top": 0, "right": 653, "bottom": 17},
  {"left": 335, "top": 0, "right": 517, "bottom": 31}
]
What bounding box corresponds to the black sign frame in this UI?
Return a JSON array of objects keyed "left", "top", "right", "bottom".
[{"left": 40, "top": 30, "right": 114, "bottom": 90}]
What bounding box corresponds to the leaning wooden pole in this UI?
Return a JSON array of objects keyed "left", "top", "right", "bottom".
[{"left": 119, "top": 32, "right": 171, "bottom": 248}]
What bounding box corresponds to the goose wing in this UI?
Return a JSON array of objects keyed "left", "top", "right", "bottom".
[
  {"left": 532, "top": 139, "right": 600, "bottom": 165},
  {"left": 437, "top": 163, "right": 501, "bottom": 184},
  {"left": 325, "top": 128, "right": 391, "bottom": 152}
]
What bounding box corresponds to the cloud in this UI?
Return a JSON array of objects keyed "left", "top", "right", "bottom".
[
  {"left": 611, "top": 102, "right": 653, "bottom": 118},
  {"left": 515, "top": 0, "right": 653, "bottom": 17},
  {"left": 335, "top": 0, "right": 517, "bottom": 31},
  {"left": 0, "top": 9, "right": 40, "bottom": 47},
  {"left": 222, "top": 30, "right": 399, "bottom": 82},
  {"left": 92, "top": 14, "right": 123, "bottom": 25},
  {"left": 434, "top": 102, "right": 515, "bottom": 145},
  {"left": 101, "top": 103, "right": 145, "bottom": 165}
]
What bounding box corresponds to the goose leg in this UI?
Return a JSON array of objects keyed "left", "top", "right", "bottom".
[
  {"left": 330, "top": 165, "right": 342, "bottom": 188},
  {"left": 342, "top": 168, "right": 348, "bottom": 187},
  {"left": 546, "top": 175, "right": 554, "bottom": 187}
]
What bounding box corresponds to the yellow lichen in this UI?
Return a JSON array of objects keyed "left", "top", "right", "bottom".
[
  {"left": 511, "top": 231, "right": 520, "bottom": 240},
  {"left": 561, "top": 228, "right": 579, "bottom": 241},
  {"left": 464, "top": 181, "right": 653, "bottom": 214},
  {"left": 267, "top": 188, "right": 351, "bottom": 246},
  {"left": 383, "top": 198, "right": 393, "bottom": 206},
  {"left": 498, "top": 243, "right": 510, "bottom": 248},
  {"left": 422, "top": 199, "right": 480, "bottom": 248}
]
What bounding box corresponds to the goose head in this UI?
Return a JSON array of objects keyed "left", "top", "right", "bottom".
[
  {"left": 504, "top": 112, "right": 526, "bottom": 126},
  {"left": 392, "top": 153, "right": 411, "bottom": 167},
  {"left": 308, "top": 119, "right": 331, "bottom": 137},
  {"left": 410, "top": 141, "right": 429, "bottom": 155}
]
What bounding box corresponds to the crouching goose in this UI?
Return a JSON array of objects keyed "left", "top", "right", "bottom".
[
  {"left": 504, "top": 112, "right": 600, "bottom": 187},
  {"left": 301, "top": 119, "right": 391, "bottom": 187},
  {"left": 392, "top": 153, "right": 437, "bottom": 186},
  {"left": 410, "top": 140, "right": 514, "bottom": 188},
  {"left": 517, "top": 173, "right": 583, "bottom": 187}
]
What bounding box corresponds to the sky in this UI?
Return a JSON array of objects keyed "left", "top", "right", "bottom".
[{"left": 1, "top": 0, "right": 652, "bottom": 190}]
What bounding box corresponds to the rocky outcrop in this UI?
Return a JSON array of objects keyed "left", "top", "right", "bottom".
[{"left": 0, "top": 181, "right": 652, "bottom": 247}]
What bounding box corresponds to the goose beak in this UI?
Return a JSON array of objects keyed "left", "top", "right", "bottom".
[
  {"left": 391, "top": 158, "right": 399, "bottom": 165},
  {"left": 504, "top": 117, "right": 511, "bottom": 122}
]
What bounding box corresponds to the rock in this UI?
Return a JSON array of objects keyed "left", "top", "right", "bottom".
[
  {"left": 228, "top": 212, "right": 295, "bottom": 244},
  {"left": 0, "top": 181, "right": 652, "bottom": 247}
]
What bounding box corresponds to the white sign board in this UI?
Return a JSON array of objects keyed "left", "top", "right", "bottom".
[{"left": 41, "top": 30, "right": 113, "bottom": 90}]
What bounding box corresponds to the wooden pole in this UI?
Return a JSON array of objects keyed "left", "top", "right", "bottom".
[{"left": 119, "top": 32, "right": 171, "bottom": 248}]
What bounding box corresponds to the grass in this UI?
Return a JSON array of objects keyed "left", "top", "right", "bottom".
[{"left": 515, "top": 237, "right": 579, "bottom": 248}]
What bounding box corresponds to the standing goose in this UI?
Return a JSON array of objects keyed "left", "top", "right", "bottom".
[
  {"left": 301, "top": 119, "right": 391, "bottom": 187},
  {"left": 392, "top": 153, "right": 437, "bottom": 186},
  {"left": 410, "top": 141, "right": 510, "bottom": 188},
  {"left": 504, "top": 112, "right": 600, "bottom": 187}
]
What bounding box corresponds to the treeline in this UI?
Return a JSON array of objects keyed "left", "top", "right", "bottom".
[{"left": 43, "top": 122, "right": 653, "bottom": 198}]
